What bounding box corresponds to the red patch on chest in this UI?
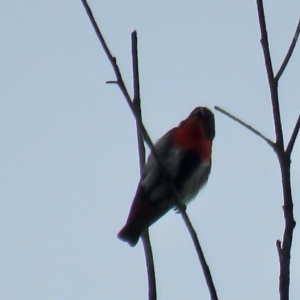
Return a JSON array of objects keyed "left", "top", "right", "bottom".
[{"left": 172, "top": 118, "right": 212, "bottom": 161}]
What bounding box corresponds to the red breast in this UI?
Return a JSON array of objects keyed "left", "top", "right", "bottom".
[{"left": 172, "top": 117, "right": 212, "bottom": 161}]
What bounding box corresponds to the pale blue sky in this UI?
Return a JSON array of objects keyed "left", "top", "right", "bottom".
[{"left": 1, "top": 1, "right": 300, "bottom": 299}]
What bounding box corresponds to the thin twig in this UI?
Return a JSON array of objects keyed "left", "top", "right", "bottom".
[
  {"left": 81, "top": 2, "right": 218, "bottom": 299},
  {"left": 181, "top": 213, "right": 218, "bottom": 300},
  {"left": 132, "top": 30, "right": 157, "bottom": 300},
  {"left": 256, "top": 0, "right": 284, "bottom": 148},
  {"left": 286, "top": 113, "right": 300, "bottom": 157},
  {"left": 275, "top": 18, "right": 300, "bottom": 81},
  {"left": 132, "top": 31, "right": 146, "bottom": 172},
  {"left": 214, "top": 106, "right": 275, "bottom": 148}
]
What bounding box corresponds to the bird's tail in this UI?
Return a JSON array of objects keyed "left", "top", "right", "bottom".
[
  {"left": 117, "top": 223, "right": 143, "bottom": 247},
  {"left": 118, "top": 196, "right": 171, "bottom": 246}
]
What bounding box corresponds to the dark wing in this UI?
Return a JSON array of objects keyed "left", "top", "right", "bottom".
[{"left": 138, "top": 128, "right": 180, "bottom": 203}]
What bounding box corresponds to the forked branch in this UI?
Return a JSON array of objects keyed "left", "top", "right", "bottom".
[
  {"left": 256, "top": 4, "right": 298, "bottom": 300},
  {"left": 256, "top": 0, "right": 284, "bottom": 148},
  {"left": 217, "top": 2, "right": 298, "bottom": 300}
]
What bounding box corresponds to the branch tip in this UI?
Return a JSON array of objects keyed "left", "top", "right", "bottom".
[
  {"left": 286, "top": 113, "right": 300, "bottom": 157},
  {"left": 276, "top": 240, "right": 282, "bottom": 256},
  {"left": 214, "top": 106, "right": 274, "bottom": 148},
  {"left": 275, "top": 17, "right": 300, "bottom": 81}
]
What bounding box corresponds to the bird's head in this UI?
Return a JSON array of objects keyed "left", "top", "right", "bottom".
[{"left": 188, "top": 107, "right": 215, "bottom": 141}]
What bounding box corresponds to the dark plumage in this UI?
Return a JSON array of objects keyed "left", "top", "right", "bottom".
[{"left": 118, "top": 107, "right": 215, "bottom": 246}]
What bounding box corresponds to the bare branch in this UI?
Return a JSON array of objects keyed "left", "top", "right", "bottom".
[
  {"left": 81, "top": 0, "right": 133, "bottom": 106},
  {"left": 256, "top": 0, "right": 284, "bottom": 148},
  {"left": 286, "top": 113, "right": 300, "bottom": 157},
  {"left": 275, "top": 18, "right": 300, "bottom": 81},
  {"left": 256, "top": 2, "right": 297, "bottom": 300},
  {"left": 81, "top": 1, "right": 159, "bottom": 160},
  {"left": 214, "top": 106, "right": 275, "bottom": 148},
  {"left": 132, "top": 31, "right": 146, "bottom": 172},
  {"left": 181, "top": 213, "right": 218, "bottom": 300},
  {"left": 131, "top": 31, "right": 157, "bottom": 300}
]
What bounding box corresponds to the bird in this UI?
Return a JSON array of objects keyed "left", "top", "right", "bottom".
[{"left": 118, "top": 107, "right": 215, "bottom": 246}]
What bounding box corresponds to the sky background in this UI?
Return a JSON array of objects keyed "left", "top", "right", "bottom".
[{"left": 1, "top": 1, "right": 300, "bottom": 299}]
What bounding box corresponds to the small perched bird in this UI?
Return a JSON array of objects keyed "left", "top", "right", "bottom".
[{"left": 118, "top": 107, "right": 215, "bottom": 246}]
